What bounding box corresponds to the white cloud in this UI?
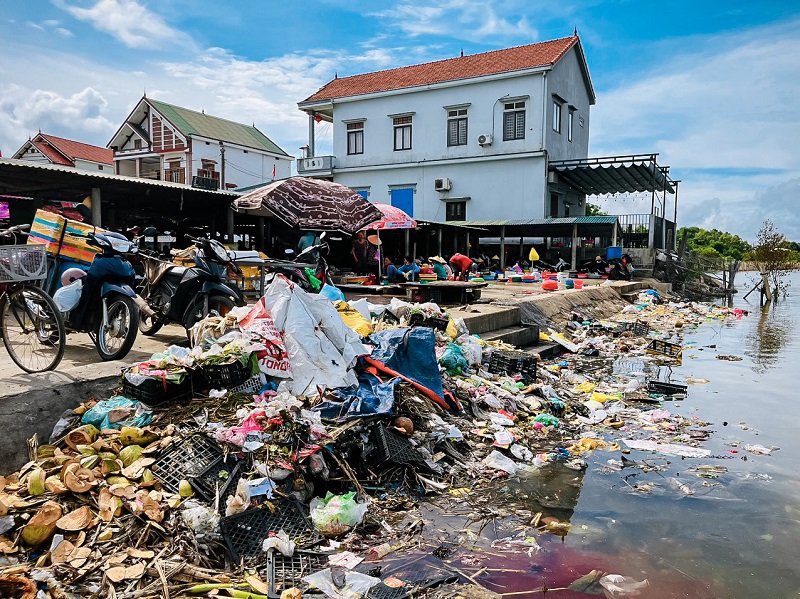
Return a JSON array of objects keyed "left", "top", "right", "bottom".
[
  {"left": 371, "top": 0, "right": 537, "bottom": 42},
  {"left": 55, "top": 0, "right": 192, "bottom": 49},
  {"left": 590, "top": 19, "right": 800, "bottom": 241}
]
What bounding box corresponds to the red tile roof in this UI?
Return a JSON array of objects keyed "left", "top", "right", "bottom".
[
  {"left": 303, "top": 36, "right": 579, "bottom": 103},
  {"left": 30, "top": 139, "right": 73, "bottom": 166},
  {"left": 35, "top": 133, "right": 114, "bottom": 166}
]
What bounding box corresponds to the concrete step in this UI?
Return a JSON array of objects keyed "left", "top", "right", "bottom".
[
  {"left": 458, "top": 306, "right": 521, "bottom": 335},
  {"left": 481, "top": 325, "right": 539, "bottom": 347},
  {"left": 526, "top": 342, "right": 563, "bottom": 360}
]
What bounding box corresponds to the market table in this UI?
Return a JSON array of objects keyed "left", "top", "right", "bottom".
[{"left": 399, "top": 280, "right": 487, "bottom": 304}]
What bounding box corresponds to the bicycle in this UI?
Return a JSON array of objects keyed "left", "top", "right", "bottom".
[{"left": 0, "top": 225, "right": 66, "bottom": 373}]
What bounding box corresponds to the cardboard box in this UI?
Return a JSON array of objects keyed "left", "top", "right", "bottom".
[{"left": 27, "top": 209, "right": 102, "bottom": 266}]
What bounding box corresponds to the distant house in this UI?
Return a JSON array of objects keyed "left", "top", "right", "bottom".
[
  {"left": 297, "top": 34, "right": 595, "bottom": 223},
  {"left": 12, "top": 133, "right": 114, "bottom": 172},
  {"left": 108, "top": 97, "right": 292, "bottom": 191}
]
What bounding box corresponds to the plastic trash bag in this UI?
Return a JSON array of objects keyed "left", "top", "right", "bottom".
[
  {"left": 482, "top": 450, "right": 518, "bottom": 475},
  {"left": 334, "top": 301, "right": 373, "bottom": 337},
  {"left": 53, "top": 279, "right": 83, "bottom": 312},
  {"left": 81, "top": 397, "right": 152, "bottom": 430},
  {"left": 347, "top": 297, "right": 371, "bottom": 321},
  {"left": 599, "top": 574, "right": 650, "bottom": 597},
  {"left": 319, "top": 283, "right": 346, "bottom": 302},
  {"left": 303, "top": 568, "right": 380, "bottom": 599},
  {"left": 439, "top": 343, "right": 468, "bottom": 375},
  {"left": 456, "top": 335, "right": 483, "bottom": 366},
  {"left": 310, "top": 492, "right": 369, "bottom": 536},
  {"left": 262, "top": 529, "right": 295, "bottom": 556}
]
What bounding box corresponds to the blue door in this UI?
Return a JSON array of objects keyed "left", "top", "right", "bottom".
[
  {"left": 390, "top": 188, "right": 414, "bottom": 217},
  {"left": 356, "top": 190, "right": 369, "bottom": 200}
]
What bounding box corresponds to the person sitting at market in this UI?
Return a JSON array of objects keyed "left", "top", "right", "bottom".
[
  {"left": 397, "top": 255, "right": 420, "bottom": 281},
  {"left": 350, "top": 232, "right": 368, "bottom": 275},
  {"left": 488, "top": 255, "right": 503, "bottom": 274},
  {"left": 588, "top": 255, "right": 609, "bottom": 274},
  {"left": 384, "top": 256, "right": 401, "bottom": 283},
  {"left": 448, "top": 253, "right": 473, "bottom": 281},
  {"left": 297, "top": 231, "right": 321, "bottom": 262},
  {"left": 429, "top": 256, "right": 448, "bottom": 280}
]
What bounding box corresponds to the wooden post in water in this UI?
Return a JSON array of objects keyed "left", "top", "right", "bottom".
[{"left": 760, "top": 272, "right": 772, "bottom": 304}]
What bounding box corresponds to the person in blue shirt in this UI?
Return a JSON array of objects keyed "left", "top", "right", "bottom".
[
  {"left": 397, "top": 255, "right": 420, "bottom": 281},
  {"left": 429, "top": 256, "right": 448, "bottom": 280},
  {"left": 383, "top": 257, "right": 401, "bottom": 283},
  {"left": 297, "top": 231, "right": 320, "bottom": 262}
]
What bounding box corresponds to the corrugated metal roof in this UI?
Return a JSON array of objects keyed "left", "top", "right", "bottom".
[
  {"left": 460, "top": 216, "right": 618, "bottom": 227},
  {"left": 551, "top": 159, "right": 675, "bottom": 195},
  {"left": 148, "top": 99, "right": 289, "bottom": 157},
  {"left": 0, "top": 158, "right": 238, "bottom": 195}
]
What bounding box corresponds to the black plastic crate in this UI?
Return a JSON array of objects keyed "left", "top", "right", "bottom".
[
  {"left": 646, "top": 339, "right": 682, "bottom": 359},
  {"left": 647, "top": 380, "right": 688, "bottom": 395},
  {"left": 190, "top": 457, "right": 243, "bottom": 509},
  {"left": 153, "top": 433, "right": 222, "bottom": 494},
  {"left": 408, "top": 312, "right": 449, "bottom": 331},
  {"left": 621, "top": 321, "right": 650, "bottom": 337},
  {"left": 221, "top": 500, "right": 322, "bottom": 563},
  {"left": 196, "top": 359, "right": 251, "bottom": 390},
  {"left": 367, "top": 572, "right": 459, "bottom": 599},
  {"left": 487, "top": 349, "right": 537, "bottom": 379},
  {"left": 368, "top": 424, "right": 426, "bottom": 468},
  {"left": 121, "top": 371, "right": 193, "bottom": 407},
  {"left": 265, "top": 549, "right": 329, "bottom": 599}
]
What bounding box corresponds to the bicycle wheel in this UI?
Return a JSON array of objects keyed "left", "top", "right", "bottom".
[{"left": 0, "top": 285, "right": 66, "bottom": 373}]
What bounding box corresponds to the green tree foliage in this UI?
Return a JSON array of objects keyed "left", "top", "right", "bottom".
[
  {"left": 746, "top": 220, "right": 800, "bottom": 301},
  {"left": 678, "top": 226, "right": 751, "bottom": 260},
  {"left": 585, "top": 202, "right": 607, "bottom": 216}
]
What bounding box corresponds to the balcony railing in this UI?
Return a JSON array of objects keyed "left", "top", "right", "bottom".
[
  {"left": 618, "top": 214, "right": 676, "bottom": 249},
  {"left": 296, "top": 155, "right": 334, "bottom": 175},
  {"left": 192, "top": 176, "right": 220, "bottom": 191}
]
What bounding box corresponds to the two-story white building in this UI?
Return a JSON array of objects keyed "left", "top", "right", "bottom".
[
  {"left": 108, "top": 96, "right": 292, "bottom": 191},
  {"left": 297, "top": 34, "right": 594, "bottom": 224}
]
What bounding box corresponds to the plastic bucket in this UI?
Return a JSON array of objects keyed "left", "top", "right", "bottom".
[
  {"left": 565, "top": 279, "right": 574, "bottom": 289},
  {"left": 574, "top": 280, "right": 584, "bottom": 289},
  {"left": 607, "top": 246, "right": 623, "bottom": 260}
]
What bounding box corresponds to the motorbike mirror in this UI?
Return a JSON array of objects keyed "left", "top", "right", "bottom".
[
  {"left": 285, "top": 248, "right": 294, "bottom": 255},
  {"left": 319, "top": 231, "right": 327, "bottom": 239}
]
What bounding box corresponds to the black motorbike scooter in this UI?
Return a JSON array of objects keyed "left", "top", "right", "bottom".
[
  {"left": 262, "top": 233, "right": 330, "bottom": 292},
  {"left": 137, "top": 235, "right": 245, "bottom": 337}
]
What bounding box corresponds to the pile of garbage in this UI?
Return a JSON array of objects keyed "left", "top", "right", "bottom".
[{"left": 0, "top": 277, "right": 750, "bottom": 598}]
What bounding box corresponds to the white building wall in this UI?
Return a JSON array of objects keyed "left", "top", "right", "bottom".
[
  {"left": 74, "top": 159, "right": 110, "bottom": 172},
  {"left": 545, "top": 47, "right": 592, "bottom": 161},
  {"left": 191, "top": 136, "right": 291, "bottom": 189},
  {"left": 329, "top": 72, "right": 552, "bottom": 221}
]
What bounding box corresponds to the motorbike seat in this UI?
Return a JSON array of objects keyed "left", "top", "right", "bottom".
[{"left": 145, "top": 258, "right": 186, "bottom": 286}]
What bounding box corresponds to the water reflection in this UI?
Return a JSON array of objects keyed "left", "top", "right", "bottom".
[{"left": 745, "top": 302, "right": 794, "bottom": 373}]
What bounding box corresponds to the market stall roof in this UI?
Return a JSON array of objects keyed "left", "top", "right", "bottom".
[
  {"left": 417, "top": 219, "right": 487, "bottom": 231},
  {"left": 549, "top": 154, "right": 676, "bottom": 195},
  {"left": 0, "top": 158, "right": 238, "bottom": 204},
  {"left": 460, "top": 215, "right": 618, "bottom": 237}
]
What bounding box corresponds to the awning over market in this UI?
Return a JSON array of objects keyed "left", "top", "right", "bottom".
[
  {"left": 549, "top": 154, "right": 676, "bottom": 195},
  {"left": 461, "top": 216, "right": 619, "bottom": 238}
]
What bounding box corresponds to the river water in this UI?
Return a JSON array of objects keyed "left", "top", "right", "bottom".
[{"left": 407, "top": 272, "right": 800, "bottom": 598}]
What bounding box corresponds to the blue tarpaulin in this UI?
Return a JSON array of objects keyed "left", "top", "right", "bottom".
[
  {"left": 369, "top": 328, "right": 444, "bottom": 400},
  {"left": 312, "top": 370, "right": 400, "bottom": 422}
]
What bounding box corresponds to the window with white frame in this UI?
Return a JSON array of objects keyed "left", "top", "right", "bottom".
[
  {"left": 447, "top": 108, "right": 468, "bottom": 146},
  {"left": 568, "top": 108, "right": 574, "bottom": 142},
  {"left": 347, "top": 121, "right": 364, "bottom": 155},
  {"left": 552, "top": 99, "right": 563, "bottom": 133},
  {"left": 393, "top": 116, "right": 412, "bottom": 151},
  {"left": 503, "top": 101, "right": 526, "bottom": 141}
]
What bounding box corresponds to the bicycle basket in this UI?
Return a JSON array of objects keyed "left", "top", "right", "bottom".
[{"left": 0, "top": 245, "right": 47, "bottom": 282}]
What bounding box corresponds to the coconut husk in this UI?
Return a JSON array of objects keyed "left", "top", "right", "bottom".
[
  {"left": 63, "top": 466, "right": 98, "bottom": 494},
  {"left": 21, "top": 500, "right": 62, "bottom": 546},
  {"left": 44, "top": 476, "right": 69, "bottom": 495},
  {"left": 64, "top": 425, "right": 99, "bottom": 450},
  {"left": 0, "top": 574, "right": 37, "bottom": 599},
  {"left": 56, "top": 506, "right": 94, "bottom": 531}
]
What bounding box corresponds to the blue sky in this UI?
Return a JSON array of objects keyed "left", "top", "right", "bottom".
[{"left": 1, "top": 0, "right": 799, "bottom": 241}]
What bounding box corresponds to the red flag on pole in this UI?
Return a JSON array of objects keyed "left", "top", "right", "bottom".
[{"left": 272, "top": 164, "right": 276, "bottom": 179}]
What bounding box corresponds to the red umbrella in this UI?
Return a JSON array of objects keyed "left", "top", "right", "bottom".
[
  {"left": 362, "top": 203, "right": 417, "bottom": 230},
  {"left": 232, "top": 177, "right": 382, "bottom": 234}
]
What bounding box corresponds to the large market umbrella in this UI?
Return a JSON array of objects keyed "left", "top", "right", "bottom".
[
  {"left": 361, "top": 203, "right": 417, "bottom": 277},
  {"left": 232, "top": 177, "right": 382, "bottom": 234}
]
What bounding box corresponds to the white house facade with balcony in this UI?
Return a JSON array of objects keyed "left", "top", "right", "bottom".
[
  {"left": 108, "top": 97, "right": 292, "bottom": 191},
  {"left": 297, "top": 35, "right": 595, "bottom": 223}
]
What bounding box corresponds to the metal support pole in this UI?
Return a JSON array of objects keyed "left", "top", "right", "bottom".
[
  {"left": 257, "top": 217, "right": 265, "bottom": 252},
  {"left": 226, "top": 207, "right": 234, "bottom": 243},
  {"left": 571, "top": 223, "right": 578, "bottom": 271},
  {"left": 500, "top": 226, "right": 506, "bottom": 270},
  {"left": 612, "top": 220, "right": 618, "bottom": 246},
  {"left": 308, "top": 112, "right": 316, "bottom": 157},
  {"left": 438, "top": 228, "right": 443, "bottom": 256},
  {"left": 404, "top": 229, "right": 410, "bottom": 257},
  {"left": 91, "top": 187, "right": 101, "bottom": 226}
]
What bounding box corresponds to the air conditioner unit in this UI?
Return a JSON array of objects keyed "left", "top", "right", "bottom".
[
  {"left": 434, "top": 177, "right": 452, "bottom": 192},
  {"left": 477, "top": 133, "right": 493, "bottom": 146},
  {"left": 547, "top": 171, "right": 559, "bottom": 184}
]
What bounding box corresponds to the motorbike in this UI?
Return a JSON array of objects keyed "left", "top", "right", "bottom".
[
  {"left": 137, "top": 234, "right": 245, "bottom": 337},
  {"left": 532, "top": 256, "right": 570, "bottom": 272},
  {"left": 262, "top": 234, "right": 330, "bottom": 293},
  {"left": 52, "top": 231, "right": 142, "bottom": 361}
]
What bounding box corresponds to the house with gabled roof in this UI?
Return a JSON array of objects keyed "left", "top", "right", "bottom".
[
  {"left": 297, "top": 34, "right": 595, "bottom": 224},
  {"left": 108, "top": 96, "right": 292, "bottom": 191},
  {"left": 12, "top": 133, "right": 114, "bottom": 172}
]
